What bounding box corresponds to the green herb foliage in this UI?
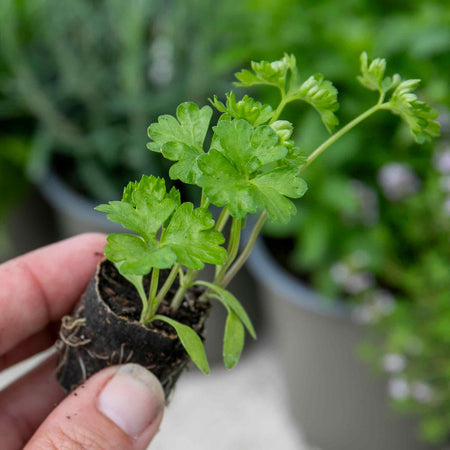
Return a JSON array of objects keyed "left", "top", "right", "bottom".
[{"left": 97, "top": 53, "right": 437, "bottom": 381}]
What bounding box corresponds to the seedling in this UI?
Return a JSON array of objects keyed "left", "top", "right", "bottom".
[{"left": 93, "top": 52, "right": 438, "bottom": 375}]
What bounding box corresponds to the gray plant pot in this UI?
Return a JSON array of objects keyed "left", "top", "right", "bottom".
[
  {"left": 39, "top": 170, "right": 261, "bottom": 364},
  {"left": 39, "top": 171, "right": 124, "bottom": 238},
  {"left": 246, "top": 238, "right": 432, "bottom": 450}
]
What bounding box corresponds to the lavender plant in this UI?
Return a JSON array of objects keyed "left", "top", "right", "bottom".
[{"left": 95, "top": 53, "right": 438, "bottom": 374}]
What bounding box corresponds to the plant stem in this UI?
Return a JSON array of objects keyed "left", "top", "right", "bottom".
[
  {"left": 220, "top": 210, "right": 267, "bottom": 288},
  {"left": 215, "top": 217, "right": 242, "bottom": 284},
  {"left": 145, "top": 269, "right": 159, "bottom": 321},
  {"left": 301, "top": 104, "right": 382, "bottom": 171},
  {"left": 215, "top": 206, "right": 230, "bottom": 232},
  {"left": 137, "top": 280, "right": 150, "bottom": 324},
  {"left": 170, "top": 268, "right": 198, "bottom": 312},
  {"left": 200, "top": 190, "right": 210, "bottom": 209},
  {"left": 155, "top": 263, "right": 180, "bottom": 305},
  {"left": 269, "top": 94, "right": 288, "bottom": 124}
]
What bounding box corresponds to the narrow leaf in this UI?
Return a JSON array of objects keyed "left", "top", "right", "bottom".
[
  {"left": 194, "top": 281, "right": 256, "bottom": 339},
  {"left": 152, "top": 315, "right": 210, "bottom": 374},
  {"left": 223, "top": 310, "right": 245, "bottom": 369}
]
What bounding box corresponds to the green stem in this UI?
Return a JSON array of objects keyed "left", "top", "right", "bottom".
[
  {"left": 220, "top": 211, "right": 267, "bottom": 288},
  {"left": 269, "top": 94, "right": 288, "bottom": 124},
  {"left": 215, "top": 217, "right": 242, "bottom": 284},
  {"left": 200, "top": 190, "right": 210, "bottom": 209},
  {"left": 145, "top": 269, "right": 159, "bottom": 321},
  {"left": 137, "top": 280, "right": 149, "bottom": 324},
  {"left": 171, "top": 269, "right": 198, "bottom": 312},
  {"left": 155, "top": 263, "right": 180, "bottom": 305},
  {"left": 215, "top": 206, "right": 230, "bottom": 232},
  {"left": 301, "top": 104, "right": 382, "bottom": 171}
]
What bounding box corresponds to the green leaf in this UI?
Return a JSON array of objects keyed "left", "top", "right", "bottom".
[
  {"left": 252, "top": 166, "right": 308, "bottom": 222},
  {"left": 97, "top": 175, "right": 226, "bottom": 275},
  {"left": 289, "top": 74, "right": 339, "bottom": 132},
  {"left": 152, "top": 315, "right": 210, "bottom": 375},
  {"left": 104, "top": 234, "right": 176, "bottom": 274},
  {"left": 223, "top": 310, "right": 245, "bottom": 369},
  {"left": 198, "top": 119, "right": 306, "bottom": 222},
  {"left": 96, "top": 175, "right": 180, "bottom": 243},
  {"left": 162, "top": 203, "right": 227, "bottom": 270},
  {"left": 270, "top": 120, "right": 293, "bottom": 143},
  {"left": 210, "top": 92, "right": 273, "bottom": 126},
  {"left": 385, "top": 79, "right": 440, "bottom": 144},
  {"left": 194, "top": 281, "right": 256, "bottom": 339},
  {"left": 357, "top": 52, "right": 401, "bottom": 95},
  {"left": 147, "top": 102, "right": 212, "bottom": 183},
  {"left": 234, "top": 53, "right": 296, "bottom": 91},
  {"left": 113, "top": 263, "right": 147, "bottom": 313},
  {"left": 162, "top": 141, "right": 202, "bottom": 184},
  {"left": 269, "top": 121, "right": 306, "bottom": 166},
  {"left": 234, "top": 55, "right": 338, "bottom": 132}
]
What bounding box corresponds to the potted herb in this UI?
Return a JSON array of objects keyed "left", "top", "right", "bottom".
[{"left": 56, "top": 54, "right": 438, "bottom": 450}]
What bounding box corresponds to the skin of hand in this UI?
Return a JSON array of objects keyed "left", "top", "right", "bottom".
[{"left": 0, "top": 233, "right": 165, "bottom": 450}]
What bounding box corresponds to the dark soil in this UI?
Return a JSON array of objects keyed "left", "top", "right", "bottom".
[{"left": 56, "top": 260, "right": 209, "bottom": 397}]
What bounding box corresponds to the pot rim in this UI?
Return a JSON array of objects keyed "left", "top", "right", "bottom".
[
  {"left": 39, "top": 170, "right": 121, "bottom": 231},
  {"left": 246, "top": 236, "right": 353, "bottom": 321}
]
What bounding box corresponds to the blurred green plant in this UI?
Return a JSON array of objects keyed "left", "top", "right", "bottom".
[{"left": 0, "top": 0, "right": 246, "bottom": 201}]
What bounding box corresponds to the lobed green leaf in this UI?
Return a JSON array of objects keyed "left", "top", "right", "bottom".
[
  {"left": 147, "top": 102, "right": 212, "bottom": 183},
  {"left": 289, "top": 74, "right": 339, "bottom": 132},
  {"left": 234, "top": 53, "right": 296, "bottom": 91},
  {"left": 357, "top": 52, "right": 401, "bottom": 96},
  {"left": 210, "top": 92, "right": 273, "bottom": 126},
  {"left": 104, "top": 234, "right": 176, "bottom": 274},
  {"left": 386, "top": 79, "right": 440, "bottom": 144},
  {"left": 161, "top": 203, "right": 227, "bottom": 270},
  {"left": 97, "top": 175, "right": 226, "bottom": 275},
  {"left": 198, "top": 119, "right": 307, "bottom": 222},
  {"left": 152, "top": 315, "right": 210, "bottom": 374},
  {"left": 95, "top": 175, "right": 179, "bottom": 243}
]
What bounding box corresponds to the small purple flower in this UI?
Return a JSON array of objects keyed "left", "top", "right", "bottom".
[
  {"left": 377, "top": 163, "right": 421, "bottom": 201},
  {"left": 388, "top": 377, "right": 410, "bottom": 400},
  {"left": 412, "top": 382, "right": 433, "bottom": 404},
  {"left": 344, "top": 272, "right": 375, "bottom": 295},
  {"left": 383, "top": 354, "right": 406, "bottom": 373},
  {"left": 352, "top": 289, "right": 396, "bottom": 324},
  {"left": 440, "top": 176, "right": 450, "bottom": 193},
  {"left": 148, "top": 37, "right": 174, "bottom": 86},
  {"left": 433, "top": 149, "right": 450, "bottom": 174},
  {"left": 349, "top": 180, "right": 379, "bottom": 225},
  {"left": 443, "top": 198, "right": 450, "bottom": 216},
  {"left": 329, "top": 262, "right": 350, "bottom": 284}
]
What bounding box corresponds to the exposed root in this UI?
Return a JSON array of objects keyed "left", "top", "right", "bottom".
[{"left": 56, "top": 306, "right": 92, "bottom": 381}]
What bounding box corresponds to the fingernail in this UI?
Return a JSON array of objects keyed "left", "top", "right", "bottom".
[{"left": 98, "top": 364, "right": 165, "bottom": 436}]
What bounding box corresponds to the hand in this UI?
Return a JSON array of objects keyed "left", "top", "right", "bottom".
[{"left": 0, "top": 233, "right": 165, "bottom": 450}]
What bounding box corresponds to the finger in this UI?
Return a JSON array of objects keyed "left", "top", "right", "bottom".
[
  {"left": 25, "top": 364, "right": 165, "bottom": 450},
  {"left": 0, "top": 233, "right": 106, "bottom": 356},
  {"left": 0, "top": 326, "right": 57, "bottom": 371},
  {"left": 0, "top": 352, "right": 65, "bottom": 450}
]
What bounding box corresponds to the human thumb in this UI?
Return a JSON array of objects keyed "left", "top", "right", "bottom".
[{"left": 25, "top": 364, "right": 165, "bottom": 449}]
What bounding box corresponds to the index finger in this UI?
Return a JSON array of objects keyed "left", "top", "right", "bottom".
[{"left": 0, "top": 233, "right": 106, "bottom": 356}]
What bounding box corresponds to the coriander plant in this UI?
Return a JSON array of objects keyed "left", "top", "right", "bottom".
[{"left": 96, "top": 53, "right": 439, "bottom": 374}]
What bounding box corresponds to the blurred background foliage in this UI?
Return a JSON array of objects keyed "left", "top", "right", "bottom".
[{"left": 0, "top": 0, "right": 449, "bottom": 443}]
